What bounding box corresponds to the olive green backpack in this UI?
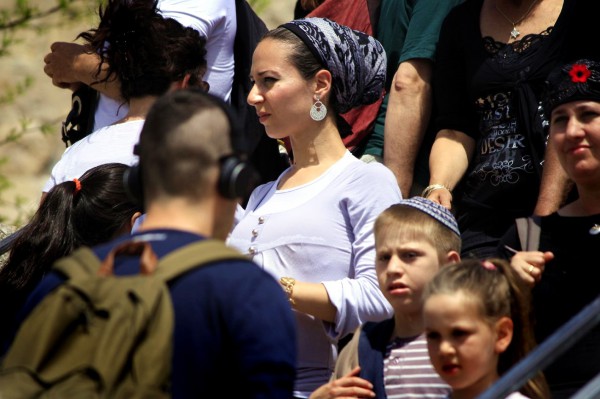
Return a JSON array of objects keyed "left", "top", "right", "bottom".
[{"left": 0, "top": 239, "right": 244, "bottom": 399}]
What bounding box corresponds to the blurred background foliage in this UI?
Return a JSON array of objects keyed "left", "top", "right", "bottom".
[{"left": 0, "top": 0, "right": 101, "bottom": 226}]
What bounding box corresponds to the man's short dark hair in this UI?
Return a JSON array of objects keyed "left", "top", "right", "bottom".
[{"left": 139, "top": 89, "right": 233, "bottom": 202}]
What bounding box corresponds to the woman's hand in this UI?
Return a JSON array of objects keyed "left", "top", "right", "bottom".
[
  {"left": 424, "top": 186, "right": 452, "bottom": 209},
  {"left": 427, "top": 129, "right": 475, "bottom": 210},
  {"left": 309, "top": 367, "right": 375, "bottom": 399},
  {"left": 510, "top": 251, "right": 554, "bottom": 287},
  {"left": 44, "top": 42, "right": 91, "bottom": 88},
  {"left": 44, "top": 41, "right": 122, "bottom": 100},
  {"left": 279, "top": 278, "right": 337, "bottom": 322}
]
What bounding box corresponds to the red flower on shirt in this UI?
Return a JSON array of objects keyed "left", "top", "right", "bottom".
[{"left": 569, "top": 64, "right": 591, "bottom": 83}]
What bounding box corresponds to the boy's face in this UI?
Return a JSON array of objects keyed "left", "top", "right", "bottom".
[{"left": 375, "top": 229, "right": 443, "bottom": 316}]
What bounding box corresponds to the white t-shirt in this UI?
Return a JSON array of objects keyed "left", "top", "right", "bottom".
[
  {"left": 43, "top": 120, "right": 143, "bottom": 192},
  {"left": 92, "top": 0, "right": 236, "bottom": 131}
]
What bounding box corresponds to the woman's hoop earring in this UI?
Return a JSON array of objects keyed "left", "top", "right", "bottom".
[{"left": 310, "top": 95, "right": 327, "bottom": 121}]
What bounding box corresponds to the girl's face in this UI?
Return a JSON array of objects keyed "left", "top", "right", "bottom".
[
  {"left": 247, "top": 38, "right": 317, "bottom": 140},
  {"left": 423, "top": 291, "right": 512, "bottom": 399},
  {"left": 550, "top": 100, "right": 600, "bottom": 187}
]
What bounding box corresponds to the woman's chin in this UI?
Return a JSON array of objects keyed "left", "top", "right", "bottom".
[
  {"left": 264, "top": 129, "right": 287, "bottom": 141},
  {"left": 568, "top": 161, "right": 600, "bottom": 183}
]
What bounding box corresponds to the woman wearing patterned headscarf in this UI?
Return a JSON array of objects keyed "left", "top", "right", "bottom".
[
  {"left": 500, "top": 59, "right": 600, "bottom": 398},
  {"left": 228, "top": 18, "right": 402, "bottom": 398}
]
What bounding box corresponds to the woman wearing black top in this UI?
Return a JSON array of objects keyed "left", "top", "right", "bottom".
[
  {"left": 423, "top": 0, "right": 599, "bottom": 259},
  {"left": 501, "top": 58, "right": 600, "bottom": 398}
]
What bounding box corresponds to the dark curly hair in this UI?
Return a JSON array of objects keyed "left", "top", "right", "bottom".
[{"left": 79, "top": 0, "right": 207, "bottom": 102}]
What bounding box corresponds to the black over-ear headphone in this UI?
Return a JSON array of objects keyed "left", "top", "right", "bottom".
[
  {"left": 123, "top": 145, "right": 143, "bottom": 207},
  {"left": 123, "top": 91, "right": 259, "bottom": 208}
]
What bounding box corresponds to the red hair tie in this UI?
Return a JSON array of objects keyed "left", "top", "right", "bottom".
[{"left": 73, "top": 178, "right": 82, "bottom": 195}]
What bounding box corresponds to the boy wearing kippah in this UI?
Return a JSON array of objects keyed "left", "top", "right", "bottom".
[{"left": 310, "top": 197, "right": 461, "bottom": 399}]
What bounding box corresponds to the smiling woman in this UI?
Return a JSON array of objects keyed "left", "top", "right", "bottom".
[
  {"left": 547, "top": 62, "right": 600, "bottom": 185},
  {"left": 424, "top": 0, "right": 600, "bottom": 260},
  {"left": 500, "top": 58, "right": 600, "bottom": 398}
]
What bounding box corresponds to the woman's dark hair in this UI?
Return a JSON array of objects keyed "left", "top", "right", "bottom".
[
  {"left": 263, "top": 27, "right": 323, "bottom": 81},
  {"left": 0, "top": 163, "right": 142, "bottom": 323},
  {"left": 261, "top": 27, "right": 352, "bottom": 137},
  {"left": 79, "top": 0, "right": 207, "bottom": 102}
]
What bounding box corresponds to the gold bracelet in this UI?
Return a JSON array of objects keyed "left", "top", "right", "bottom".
[
  {"left": 280, "top": 277, "right": 296, "bottom": 306},
  {"left": 421, "top": 184, "right": 451, "bottom": 199}
]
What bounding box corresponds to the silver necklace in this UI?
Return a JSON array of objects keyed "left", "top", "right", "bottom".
[{"left": 495, "top": 0, "right": 540, "bottom": 40}]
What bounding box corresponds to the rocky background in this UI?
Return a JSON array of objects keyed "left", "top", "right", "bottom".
[{"left": 0, "top": 0, "right": 295, "bottom": 229}]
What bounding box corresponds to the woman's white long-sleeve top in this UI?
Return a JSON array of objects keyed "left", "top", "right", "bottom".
[{"left": 228, "top": 151, "right": 402, "bottom": 395}]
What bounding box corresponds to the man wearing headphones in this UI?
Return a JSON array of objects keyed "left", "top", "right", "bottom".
[{"left": 8, "top": 90, "right": 297, "bottom": 398}]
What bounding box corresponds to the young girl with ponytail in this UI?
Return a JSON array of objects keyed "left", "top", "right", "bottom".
[
  {"left": 0, "top": 163, "right": 142, "bottom": 347},
  {"left": 423, "top": 258, "right": 549, "bottom": 399}
]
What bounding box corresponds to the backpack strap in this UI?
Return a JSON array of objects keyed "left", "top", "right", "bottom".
[
  {"left": 53, "top": 247, "right": 103, "bottom": 280},
  {"left": 98, "top": 241, "right": 159, "bottom": 277},
  {"left": 153, "top": 239, "right": 247, "bottom": 282},
  {"left": 515, "top": 218, "right": 529, "bottom": 251},
  {"left": 53, "top": 239, "right": 247, "bottom": 283},
  {"left": 515, "top": 216, "right": 542, "bottom": 251}
]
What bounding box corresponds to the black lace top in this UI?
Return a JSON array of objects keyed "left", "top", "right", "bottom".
[
  {"left": 481, "top": 27, "right": 553, "bottom": 59},
  {"left": 433, "top": 0, "right": 599, "bottom": 221}
]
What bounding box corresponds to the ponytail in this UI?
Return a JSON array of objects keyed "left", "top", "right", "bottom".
[
  {"left": 0, "top": 181, "right": 77, "bottom": 313},
  {"left": 0, "top": 164, "right": 141, "bottom": 326}
]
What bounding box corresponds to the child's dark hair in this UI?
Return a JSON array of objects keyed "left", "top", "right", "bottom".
[
  {"left": 0, "top": 163, "right": 142, "bottom": 327},
  {"left": 423, "top": 258, "right": 549, "bottom": 399},
  {"left": 79, "top": 0, "right": 207, "bottom": 102}
]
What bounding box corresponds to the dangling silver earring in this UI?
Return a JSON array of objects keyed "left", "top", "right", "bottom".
[{"left": 310, "top": 95, "right": 327, "bottom": 121}]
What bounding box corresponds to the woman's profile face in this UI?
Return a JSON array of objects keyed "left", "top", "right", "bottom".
[
  {"left": 247, "top": 38, "right": 316, "bottom": 140},
  {"left": 550, "top": 100, "right": 600, "bottom": 186}
]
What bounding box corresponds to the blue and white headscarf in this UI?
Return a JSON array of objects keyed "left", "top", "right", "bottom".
[{"left": 282, "top": 17, "right": 386, "bottom": 114}]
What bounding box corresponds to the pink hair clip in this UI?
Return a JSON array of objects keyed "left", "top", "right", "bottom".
[{"left": 481, "top": 260, "right": 497, "bottom": 271}]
